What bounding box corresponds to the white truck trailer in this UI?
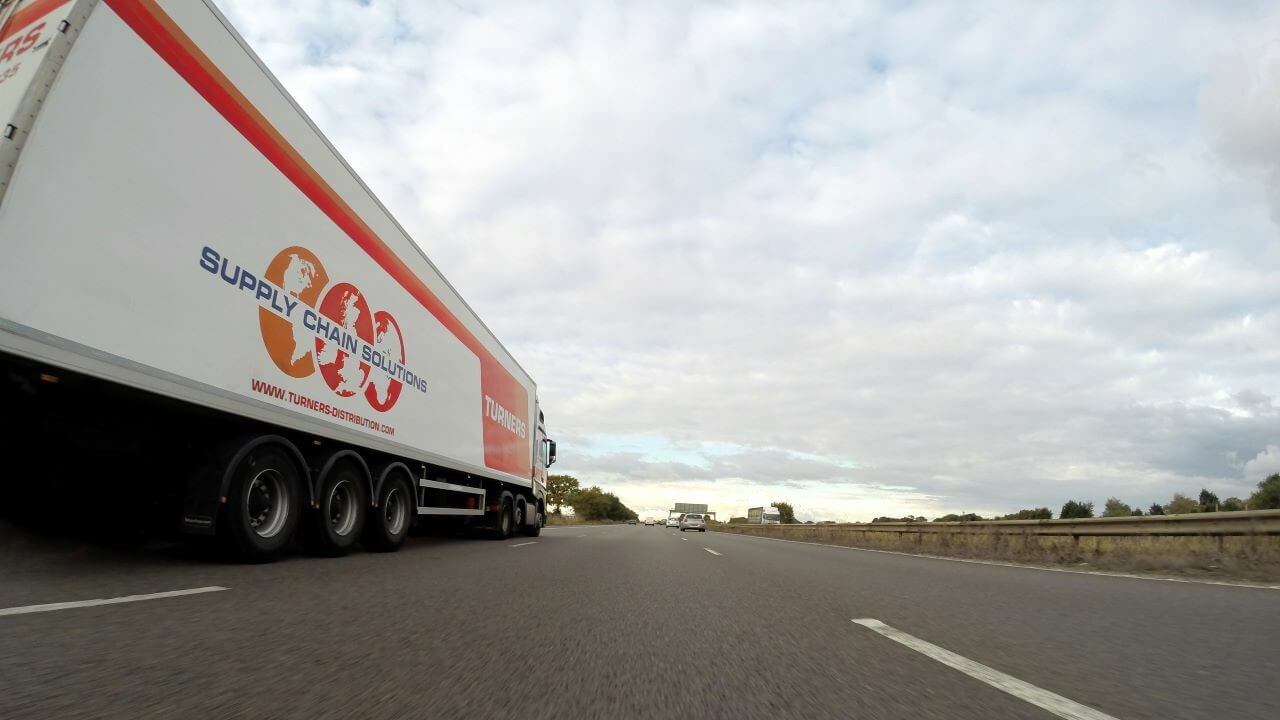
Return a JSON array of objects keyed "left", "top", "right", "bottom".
[
  {"left": 0, "top": 0, "right": 555, "bottom": 561},
  {"left": 746, "top": 506, "right": 782, "bottom": 524}
]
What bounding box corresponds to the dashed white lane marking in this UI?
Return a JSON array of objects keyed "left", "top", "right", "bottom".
[
  {"left": 712, "top": 531, "right": 1280, "bottom": 591},
  {"left": 681, "top": 537, "right": 688, "bottom": 541},
  {"left": 0, "top": 586, "right": 229, "bottom": 618},
  {"left": 509, "top": 542, "right": 538, "bottom": 547},
  {"left": 704, "top": 548, "right": 723, "bottom": 556},
  {"left": 852, "top": 619, "right": 1119, "bottom": 720}
]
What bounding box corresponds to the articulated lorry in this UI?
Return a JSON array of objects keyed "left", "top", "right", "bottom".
[
  {"left": 747, "top": 506, "right": 782, "bottom": 524},
  {"left": 0, "top": 0, "right": 555, "bottom": 561}
]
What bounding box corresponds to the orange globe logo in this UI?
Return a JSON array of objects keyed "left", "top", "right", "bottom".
[
  {"left": 259, "top": 246, "right": 328, "bottom": 378},
  {"left": 257, "top": 246, "right": 409, "bottom": 412}
]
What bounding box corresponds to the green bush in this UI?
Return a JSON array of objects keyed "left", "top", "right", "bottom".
[
  {"left": 999, "top": 508, "right": 1053, "bottom": 520},
  {"left": 547, "top": 474, "right": 580, "bottom": 514},
  {"left": 772, "top": 501, "right": 797, "bottom": 524},
  {"left": 1102, "top": 498, "right": 1134, "bottom": 517},
  {"left": 1249, "top": 474, "right": 1280, "bottom": 510},
  {"left": 1198, "top": 489, "right": 1220, "bottom": 512},
  {"left": 566, "top": 486, "right": 637, "bottom": 521},
  {"left": 1060, "top": 500, "right": 1094, "bottom": 519},
  {"left": 1164, "top": 493, "right": 1199, "bottom": 515}
]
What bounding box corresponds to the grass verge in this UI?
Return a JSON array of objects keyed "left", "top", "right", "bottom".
[{"left": 712, "top": 524, "right": 1280, "bottom": 583}]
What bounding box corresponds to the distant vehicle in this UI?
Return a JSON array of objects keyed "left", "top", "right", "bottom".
[
  {"left": 679, "top": 514, "right": 706, "bottom": 532},
  {"left": 627, "top": 519, "right": 637, "bottom": 525},
  {"left": 747, "top": 506, "right": 783, "bottom": 524},
  {"left": 665, "top": 517, "right": 679, "bottom": 528},
  {"left": 644, "top": 518, "right": 657, "bottom": 526}
]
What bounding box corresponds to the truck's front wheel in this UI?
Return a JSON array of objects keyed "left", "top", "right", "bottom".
[
  {"left": 220, "top": 445, "right": 301, "bottom": 563},
  {"left": 521, "top": 507, "right": 542, "bottom": 537},
  {"left": 514, "top": 498, "right": 526, "bottom": 533},
  {"left": 489, "top": 494, "right": 514, "bottom": 540}
]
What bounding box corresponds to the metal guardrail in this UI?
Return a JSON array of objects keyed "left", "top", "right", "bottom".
[{"left": 718, "top": 509, "right": 1280, "bottom": 537}]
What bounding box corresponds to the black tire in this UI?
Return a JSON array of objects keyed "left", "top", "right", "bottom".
[
  {"left": 219, "top": 444, "right": 301, "bottom": 563},
  {"left": 700, "top": 528, "right": 706, "bottom": 532},
  {"left": 494, "top": 497, "right": 514, "bottom": 539},
  {"left": 305, "top": 462, "right": 367, "bottom": 557},
  {"left": 514, "top": 498, "right": 526, "bottom": 533},
  {"left": 363, "top": 472, "right": 412, "bottom": 552},
  {"left": 522, "top": 507, "right": 542, "bottom": 537}
]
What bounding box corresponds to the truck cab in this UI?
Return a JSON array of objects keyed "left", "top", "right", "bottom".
[{"left": 533, "top": 407, "right": 556, "bottom": 525}]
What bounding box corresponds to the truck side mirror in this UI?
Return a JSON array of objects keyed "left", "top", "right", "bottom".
[{"left": 548, "top": 440, "right": 557, "bottom": 466}]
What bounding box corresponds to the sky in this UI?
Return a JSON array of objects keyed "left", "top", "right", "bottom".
[{"left": 213, "top": 0, "right": 1280, "bottom": 522}]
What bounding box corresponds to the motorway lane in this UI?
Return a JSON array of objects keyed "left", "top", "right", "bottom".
[
  {"left": 0, "top": 523, "right": 1274, "bottom": 719},
  {"left": 695, "top": 529, "right": 1280, "bottom": 720}
]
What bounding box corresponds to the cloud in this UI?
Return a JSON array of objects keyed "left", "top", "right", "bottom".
[
  {"left": 1201, "top": 38, "right": 1280, "bottom": 224},
  {"left": 214, "top": 0, "right": 1280, "bottom": 521},
  {"left": 1234, "top": 388, "right": 1275, "bottom": 415},
  {"left": 1243, "top": 445, "right": 1280, "bottom": 483}
]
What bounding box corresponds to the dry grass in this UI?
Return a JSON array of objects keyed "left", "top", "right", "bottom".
[{"left": 714, "top": 524, "right": 1280, "bottom": 582}]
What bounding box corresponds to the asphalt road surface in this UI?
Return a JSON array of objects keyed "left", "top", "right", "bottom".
[{"left": 1, "top": 522, "right": 1277, "bottom": 719}]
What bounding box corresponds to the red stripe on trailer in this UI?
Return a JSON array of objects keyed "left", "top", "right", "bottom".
[
  {"left": 102, "top": 0, "right": 531, "bottom": 477},
  {"left": 0, "top": 0, "right": 72, "bottom": 44}
]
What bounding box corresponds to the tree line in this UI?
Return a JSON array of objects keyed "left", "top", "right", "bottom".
[
  {"left": 546, "top": 474, "right": 638, "bottom": 522},
  {"left": 543, "top": 473, "right": 1280, "bottom": 525},
  {"left": 870, "top": 473, "right": 1280, "bottom": 522}
]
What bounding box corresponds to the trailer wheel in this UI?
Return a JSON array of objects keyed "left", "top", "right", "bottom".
[
  {"left": 305, "top": 462, "right": 367, "bottom": 557},
  {"left": 363, "top": 473, "right": 412, "bottom": 552},
  {"left": 220, "top": 445, "right": 301, "bottom": 563},
  {"left": 521, "top": 507, "right": 542, "bottom": 537}
]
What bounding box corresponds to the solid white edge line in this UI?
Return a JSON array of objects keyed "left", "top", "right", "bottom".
[
  {"left": 852, "top": 619, "right": 1118, "bottom": 720},
  {"left": 509, "top": 541, "right": 537, "bottom": 547},
  {"left": 0, "top": 586, "right": 229, "bottom": 618},
  {"left": 704, "top": 548, "right": 723, "bottom": 556},
  {"left": 709, "top": 531, "right": 1280, "bottom": 591}
]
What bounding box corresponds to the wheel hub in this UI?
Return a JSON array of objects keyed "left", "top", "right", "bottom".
[
  {"left": 384, "top": 487, "right": 407, "bottom": 535},
  {"left": 327, "top": 480, "right": 357, "bottom": 537},
  {"left": 245, "top": 469, "right": 289, "bottom": 539}
]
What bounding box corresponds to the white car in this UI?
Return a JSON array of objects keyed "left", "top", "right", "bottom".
[
  {"left": 665, "top": 517, "right": 679, "bottom": 528},
  {"left": 679, "top": 513, "right": 707, "bottom": 532},
  {"left": 644, "top": 518, "right": 656, "bottom": 526}
]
